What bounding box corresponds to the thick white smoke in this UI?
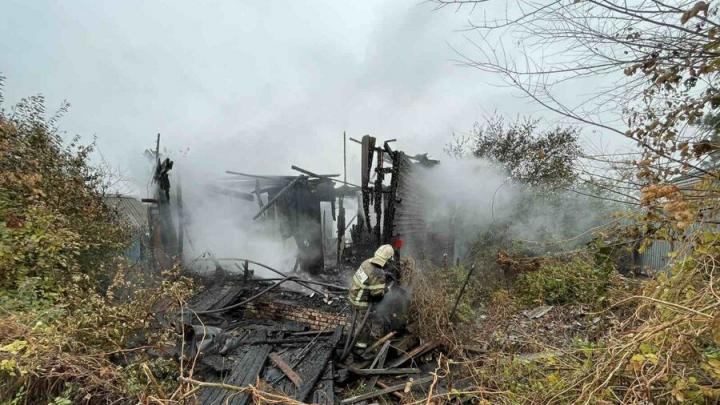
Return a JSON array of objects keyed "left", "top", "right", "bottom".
[
  {"left": 412, "top": 158, "right": 618, "bottom": 259},
  {"left": 172, "top": 154, "right": 617, "bottom": 279},
  {"left": 174, "top": 162, "right": 298, "bottom": 278}
]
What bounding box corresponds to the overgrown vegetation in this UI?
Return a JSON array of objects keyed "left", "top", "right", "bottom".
[
  {"left": 5, "top": 1, "right": 720, "bottom": 403},
  {"left": 407, "top": 261, "right": 482, "bottom": 347},
  {"left": 514, "top": 257, "right": 614, "bottom": 307},
  {"left": 421, "top": 1, "right": 720, "bottom": 403},
  {"left": 0, "top": 89, "right": 193, "bottom": 404},
  {"left": 445, "top": 114, "right": 581, "bottom": 188}
]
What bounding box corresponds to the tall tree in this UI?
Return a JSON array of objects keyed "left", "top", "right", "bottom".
[
  {"left": 471, "top": 115, "right": 581, "bottom": 187},
  {"left": 435, "top": 0, "right": 720, "bottom": 183}
]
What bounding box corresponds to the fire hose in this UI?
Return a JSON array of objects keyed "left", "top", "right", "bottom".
[
  {"left": 214, "top": 257, "right": 348, "bottom": 293},
  {"left": 193, "top": 277, "right": 290, "bottom": 315}
]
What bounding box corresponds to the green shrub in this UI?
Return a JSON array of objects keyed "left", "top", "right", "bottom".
[
  {"left": 0, "top": 94, "right": 129, "bottom": 296},
  {"left": 514, "top": 257, "right": 612, "bottom": 306},
  {"left": 0, "top": 89, "right": 193, "bottom": 403}
]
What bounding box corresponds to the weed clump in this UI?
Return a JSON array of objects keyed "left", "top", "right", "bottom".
[
  {"left": 514, "top": 257, "right": 613, "bottom": 307},
  {"left": 406, "top": 260, "right": 483, "bottom": 349}
]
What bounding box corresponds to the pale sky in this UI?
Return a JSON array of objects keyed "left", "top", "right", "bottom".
[{"left": 1, "top": 0, "right": 631, "bottom": 194}]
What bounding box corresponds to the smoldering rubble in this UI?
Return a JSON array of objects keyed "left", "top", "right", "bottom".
[{"left": 127, "top": 133, "right": 619, "bottom": 404}]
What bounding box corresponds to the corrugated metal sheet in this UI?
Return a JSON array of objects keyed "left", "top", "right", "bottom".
[
  {"left": 639, "top": 239, "right": 672, "bottom": 272},
  {"left": 637, "top": 173, "right": 714, "bottom": 272},
  {"left": 104, "top": 195, "right": 148, "bottom": 229},
  {"left": 639, "top": 221, "right": 720, "bottom": 271}
]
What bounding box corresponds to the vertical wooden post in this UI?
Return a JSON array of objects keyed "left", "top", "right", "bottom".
[
  {"left": 337, "top": 131, "right": 347, "bottom": 267},
  {"left": 374, "top": 150, "right": 383, "bottom": 245},
  {"left": 176, "top": 178, "right": 184, "bottom": 259},
  {"left": 450, "top": 264, "right": 477, "bottom": 322},
  {"left": 155, "top": 133, "right": 160, "bottom": 167}
]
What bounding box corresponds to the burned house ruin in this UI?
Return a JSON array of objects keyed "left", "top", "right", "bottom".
[
  {"left": 130, "top": 133, "right": 465, "bottom": 404},
  {"left": 216, "top": 135, "right": 452, "bottom": 274}
]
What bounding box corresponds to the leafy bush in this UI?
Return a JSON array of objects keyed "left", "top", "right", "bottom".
[
  {"left": 0, "top": 94, "right": 128, "bottom": 297},
  {"left": 0, "top": 89, "right": 193, "bottom": 403},
  {"left": 514, "top": 257, "right": 613, "bottom": 306}
]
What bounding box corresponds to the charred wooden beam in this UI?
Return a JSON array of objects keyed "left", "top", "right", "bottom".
[
  {"left": 373, "top": 150, "right": 384, "bottom": 244},
  {"left": 362, "top": 331, "right": 396, "bottom": 356},
  {"left": 388, "top": 341, "right": 439, "bottom": 368},
  {"left": 297, "top": 326, "right": 342, "bottom": 402},
  {"left": 226, "top": 170, "right": 296, "bottom": 180},
  {"left": 376, "top": 380, "right": 406, "bottom": 401},
  {"left": 291, "top": 165, "right": 361, "bottom": 188},
  {"left": 252, "top": 175, "right": 304, "bottom": 220},
  {"left": 367, "top": 340, "right": 391, "bottom": 389},
  {"left": 197, "top": 331, "right": 271, "bottom": 405},
  {"left": 289, "top": 165, "right": 340, "bottom": 178},
  {"left": 361, "top": 135, "right": 375, "bottom": 233},
  {"left": 383, "top": 150, "right": 400, "bottom": 244},
  {"left": 345, "top": 367, "right": 420, "bottom": 376}
]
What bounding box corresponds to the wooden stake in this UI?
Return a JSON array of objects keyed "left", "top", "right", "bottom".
[{"left": 450, "top": 264, "right": 477, "bottom": 322}]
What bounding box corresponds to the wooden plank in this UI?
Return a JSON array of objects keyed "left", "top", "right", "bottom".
[
  {"left": 361, "top": 331, "right": 396, "bottom": 355},
  {"left": 188, "top": 285, "right": 225, "bottom": 312},
  {"left": 367, "top": 341, "right": 390, "bottom": 389},
  {"left": 189, "top": 284, "right": 244, "bottom": 312},
  {"left": 225, "top": 344, "right": 271, "bottom": 405},
  {"left": 197, "top": 344, "right": 257, "bottom": 404},
  {"left": 199, "top": 348, "right": 252, "bottom": 404},
  {"left": 345, "top": 367, "right": 420, "bottom": 376},
  {"left": 296, "top": 326, "right": 342, "bottom": 402},
  {"left": 376, "top": 380, "right": 406, "bottom": 401},
  {"left": 267, "top": 338, "right": 326, "bottom": 399},
  {"left": 289, "top": 329, "right": 335, "bottom": 336},
  {"left": 388, "top": 341, "right": 439, "bottom": 368},
  {"left": 269, "top": 352, "right": 303, "bottom": 388},
  {"left": 197, "top": 347, "right": 252, "bottom": 404},
  {"left": 369, "top": 341, "right": 390, "bottom": 370},
  {"left": 339, "top": 376, "right": 434, "bottom": 404},
  {"left": 209, "top": 285, "right": 245, "bottom": 310},
  {"left": 197, "top": 331, "right": 271, "bottom": 405},
  {"left": 310, "top": 362, "right": 335, "bottom": 405}
]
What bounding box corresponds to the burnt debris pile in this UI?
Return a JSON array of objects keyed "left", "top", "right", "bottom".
[
  {"left": 136, "top": 134, "right": 462, "bottom": 403},
  {"left": 180, "top": 272, "right": 453, "bottom": 404}
]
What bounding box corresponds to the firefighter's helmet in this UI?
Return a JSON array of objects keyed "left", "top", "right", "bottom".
[{"left": 370, "top": 244, "right": 395, "bottom": 267}]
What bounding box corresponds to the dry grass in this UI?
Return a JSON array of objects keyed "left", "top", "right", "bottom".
[
  {"left": 404, "top": 259, "right": 474, "bottom": 352},
  {"left": 1, "top": 312, "right": 132, "bottom": 402},
  {"left": 0, "top": 265, "right": 194, "bottom": 404},
  {"left": 565, "top": 234, "right": 720, "bottom": 403},
  {"left": 404, "top": 226, "right": 720, "bottom": 404}
]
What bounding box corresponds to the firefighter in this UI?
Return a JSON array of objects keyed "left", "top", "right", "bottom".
[{"left": 345, "top": 244, "right": 395, "bottom": 352}]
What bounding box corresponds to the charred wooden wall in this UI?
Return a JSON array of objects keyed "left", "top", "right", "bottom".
[{"left": 393, "top": 153, "right": 454, "bottom": 264}]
